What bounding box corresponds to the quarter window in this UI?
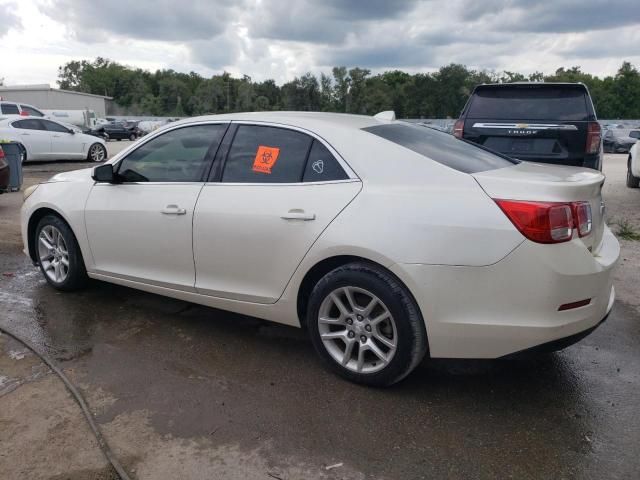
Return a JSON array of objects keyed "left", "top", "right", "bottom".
[
  {"left": 222, "top": 125, "right": 312, "bottom": 183},
  {"left": 302, "top": 140, "right": 348, "bottom": 182},
  {"left": 117, "top": 124, "right": 227, "bottom": 182}
]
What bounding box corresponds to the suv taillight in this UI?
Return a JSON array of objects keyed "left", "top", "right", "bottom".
[
  {"left": 494, "top": 199, "right": 592, "bottom": 244},
  {"left": 453, "top": 119, "right": 464, "bottom": 139},
  {"left": 0, "top": 147, "right": 4, "bottom": 159},
  {"left": 586, "top": 121, "right": 601, "bottom": 154}
]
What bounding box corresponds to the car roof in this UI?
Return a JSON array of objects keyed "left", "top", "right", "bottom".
[{"left": 475, "top": 82, "right": 588, "bottom": 88}]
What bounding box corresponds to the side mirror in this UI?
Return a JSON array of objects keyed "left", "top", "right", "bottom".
[
  {"left": 68, "top": 129, "right": 75, "bottom": 134},
  {"left": 92, "top": 163, "right": 116, "bottom": 183}
]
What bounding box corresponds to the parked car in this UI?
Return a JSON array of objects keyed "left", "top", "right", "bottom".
[
  {"left": 603, "top": 129, "right": 640, "bottom": 153},
  {"left": 0, "top": 101, "right": 46, "bottom": 117},
  {"left": 0, "top": 146, "right": 9, "bottom": 193},
  {"left": 89, "top": 122, "right": 138, "bottom": 141},
  {"left": 21, "top": 112, "right": 619, "bottom": 386},
  {"left": 0, "top": 117, "right": 107, "bottom": 162},
  {"left": 454, "top": 82, "right": 603, "bottom": 170},
  {"left": 627, "top": 141, "right": 640, "bottom": 188}
]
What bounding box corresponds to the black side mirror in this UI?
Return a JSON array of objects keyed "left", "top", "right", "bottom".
[
  {"left": 92, "top": 163, "right": 116, "bottom": 183},
  {"left": 68, "top": 128, "right": 75, "bottom": 134}
]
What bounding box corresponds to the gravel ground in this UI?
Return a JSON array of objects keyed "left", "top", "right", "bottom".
[{"left": 0, "top": 152, "right": 638, "bottom": 480}]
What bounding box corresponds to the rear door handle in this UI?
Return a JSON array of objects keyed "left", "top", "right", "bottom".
[
  {"left": 161, "top": 205, "right": 187, "bottom": 215},
  {"left": 281, "top": 209, "right": 316, "bottom": 221}
]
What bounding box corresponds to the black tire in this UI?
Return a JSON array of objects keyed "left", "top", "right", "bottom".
[
  {"left": 129, "top": 133, "right": 136, "bottom": 141},
  {"left": 87, "top": 143, "right": 107, "bottom": 162},
  {"left": 117, "top": 138, "right": 122, "bottom": 141},
  {"left": 306, "top": 262, "right": 428, "bottom": 387},
  {"left": 627, "top": 157, "right": 640, "bottom": 188},
  {"left": 35, "top": 215, "right": 88, "bottom": 291}
]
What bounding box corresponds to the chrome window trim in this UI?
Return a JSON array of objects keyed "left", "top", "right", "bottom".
[{"left": 471, "top": 122, "right": 579, "bottom": 131}]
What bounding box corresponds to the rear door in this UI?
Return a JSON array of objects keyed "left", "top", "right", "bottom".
[
  {"left": 193, "top": 123, "right": 361, "bottom": 304},
  {"left": 10, "top": 119, "right": 52, "bottom": 160},
  {"left": 462, "top": 85, "right": 594, "bottom": 167}
]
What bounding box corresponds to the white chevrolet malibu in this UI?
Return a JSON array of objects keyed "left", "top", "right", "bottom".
[{"left": 21, "top": 112, "right": 619, "bottom": 386}]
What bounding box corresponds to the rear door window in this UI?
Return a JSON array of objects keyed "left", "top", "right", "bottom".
[
  {"left": 41, "top": 120, "right": 70, "bottom": 133},
  {"left": 363, "top": 122, "right": 517, "bottom": 174},
  {"left": 467, "top": 87, "right": 590, "bottom": 121},
  {"left": 12, "top": 119, "right": 45, "bottom": 130},
  {"left": 1, "top": 103, "right": 20, "bottom": 115},
  {"left": 222, "top": 125, "right": 312, "bottom": 183}
]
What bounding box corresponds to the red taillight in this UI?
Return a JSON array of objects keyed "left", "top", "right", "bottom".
[
  {"left": 0, "top": 147, "right": 4, "bottom": 159},
  {"left": 495, "top": 200, "right": 573, "bottom": 243},
  {"left": 585, "top": 121, "right": 601, "bottom": 154},
  {"left": 453, "top": 119, "right": 464, "bottom": 139}
]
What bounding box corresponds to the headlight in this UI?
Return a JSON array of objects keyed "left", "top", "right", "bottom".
[{"left": 23, "top": 184, "right": 39, "bottom": 201}]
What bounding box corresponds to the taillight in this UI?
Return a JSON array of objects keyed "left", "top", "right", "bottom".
[
  {"left": 453, "top": 119, "right": 464, "bottom": 139},
  {"left": 573, "top": 201, "right": 592, "bottom": 237},
  {"left": 585, "top": 121, "right": 601, "bottom": 154},
  {"left": 0, "top": 147, "right": 4, "bottom": 159}
]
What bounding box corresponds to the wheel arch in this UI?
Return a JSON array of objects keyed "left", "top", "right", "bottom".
[
  {"left": 27, "top": 207, "right": 77, "bottom": 263},
  {"left": 295, "top": 255, "right": 424, "bottom": 330}
]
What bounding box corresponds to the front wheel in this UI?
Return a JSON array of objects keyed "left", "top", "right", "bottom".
[
  {"left": 88, "top": 143, "right": 107, "bottom": 162},
  {"left": 307, "top": 262, "right": 427, "bottom": 387},
  {"left": 35, "top": 215, "right": 88, "bottom": 291},
  {"left": 129, "top": 133, "right": 136, "bottom": 141},
  {"left": 627, "top": 157, "right": 640, "bottom": 188}
]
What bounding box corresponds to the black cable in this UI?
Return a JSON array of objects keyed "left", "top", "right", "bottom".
[{"left": 0, "top": 325, "right": 133, "bottom": 480}]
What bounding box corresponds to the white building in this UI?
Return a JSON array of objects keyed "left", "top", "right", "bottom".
[{"left": 0, "top": 84, "right": 112, "bottom": 117}]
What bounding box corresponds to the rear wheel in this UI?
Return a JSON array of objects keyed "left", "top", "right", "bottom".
[
  {"left": 307, "top": 262, "right": 427, "bottom": 386},
  {"left": 87, "top": 143, "right": 107, "bottom": 162},
  {"left": 35, "top": 215, "right": 88, "bottom": 291},
  {"left": 129, "top": 133, "right": 136, "bottom": 141},
  {"left": 627, "top": 157, "right": 640, "bottom": 188}
]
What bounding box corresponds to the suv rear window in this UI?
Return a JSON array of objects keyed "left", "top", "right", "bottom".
[
  {"left": 363, "top": 123, "right": 517, "bottom": 174},
  {"left": 467, "top": 86, "right": 590, "bottom": 121}
]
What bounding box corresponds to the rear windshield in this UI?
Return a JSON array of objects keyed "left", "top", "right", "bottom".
[
  {"left": 467, "top": 86, "right": 590, "bottom": 121},
  {"left": 363, "top": 122, "right": 518, "bottom": 174}
]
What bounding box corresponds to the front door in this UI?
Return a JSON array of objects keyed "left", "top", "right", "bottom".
[
  {"left": 85, "top": 123, "right": 228, "bottom": 290},
  {"left": 194, "top": 124, "right": 361, "bottom": 303},
  {"left": 42, "top": 120, "right": 84, "bottom": 159}
]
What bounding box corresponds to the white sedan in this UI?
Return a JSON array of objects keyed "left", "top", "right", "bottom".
[
  {"left": 20, "top": 112, "right": 619, "bottom": 386},
  {"left": 627, "top": 141, "right": 640, "bottom": 188},
  {"left": 0, "top": 117, "right": 107, "bottom": 162}
]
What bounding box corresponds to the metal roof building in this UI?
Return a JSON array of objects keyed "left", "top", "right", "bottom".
[{"left": 0, "top": 84, "right": 112, "bottom": 117}]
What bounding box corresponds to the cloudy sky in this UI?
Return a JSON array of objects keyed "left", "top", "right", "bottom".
[{"left": 2, "top": 0, "right": 640, "bottom": 86}]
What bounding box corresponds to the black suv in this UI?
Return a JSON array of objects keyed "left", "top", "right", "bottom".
[{"left": 454, "top": 83, "right": 602, "bottom": 170}]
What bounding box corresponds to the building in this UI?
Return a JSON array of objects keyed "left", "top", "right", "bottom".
[{"left": 0, "top": 84, "right": 112, "bottom": 117}]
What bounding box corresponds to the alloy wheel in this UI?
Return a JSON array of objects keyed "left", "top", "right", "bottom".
[
  {"left": 38, "top": 225, "right": 70, "bottom": 283},
  {"left": 90, "top": 144, "right": 105, "bottom": 162},
  {"left": 317, "top": 286, "right": 397, "bottom": 374}
]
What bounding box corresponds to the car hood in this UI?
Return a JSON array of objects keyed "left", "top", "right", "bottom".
[{"left": 46, "top": 167, "right": 93, "bottom": 183}]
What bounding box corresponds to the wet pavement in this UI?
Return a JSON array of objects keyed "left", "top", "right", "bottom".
[{"left": 0, "top": 154, "right": 639, "bottom": 479}]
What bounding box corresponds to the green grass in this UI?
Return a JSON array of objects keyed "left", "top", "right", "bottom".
[{"left": 612, "top": 219, "right": 640, "bottom": 241}]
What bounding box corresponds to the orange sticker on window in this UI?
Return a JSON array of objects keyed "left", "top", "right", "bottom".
[{"left": 252, "top": 145, "right": 280, "bottom": 174}]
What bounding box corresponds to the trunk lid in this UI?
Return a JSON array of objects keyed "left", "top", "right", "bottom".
[{"left": 472, "top": 162, "right": 606, "bottom": 251}]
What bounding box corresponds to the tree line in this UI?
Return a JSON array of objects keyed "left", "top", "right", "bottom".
[{"left": 57, "top": 58, "right": 640, "bottom": 119}]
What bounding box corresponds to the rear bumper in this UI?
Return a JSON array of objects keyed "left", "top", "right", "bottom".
[{"left": 390, "top": 226, "right": 619, "bottom": 358}]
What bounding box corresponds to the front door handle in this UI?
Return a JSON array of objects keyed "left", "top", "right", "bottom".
[
  {"left": 161, "top": 205, "right": 187, "bottom": 215},
  {"left": 281, "top": 209, "right": 316, "bottom": 221}
]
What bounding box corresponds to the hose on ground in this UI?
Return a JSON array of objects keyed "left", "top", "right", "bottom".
[{"left": 0, "top": 325, "right": 133, "bottom": 480}]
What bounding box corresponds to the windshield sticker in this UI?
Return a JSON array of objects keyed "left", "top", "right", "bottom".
[{"left": 252, "top": 145, "right": 280, "bottom": 174}]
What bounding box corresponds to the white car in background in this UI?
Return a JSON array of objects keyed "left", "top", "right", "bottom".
[
  {"left": 0, "top": 117, "right": 107, "bottom": 162},
  {"left": 0, "top": 100, "right": 46, "bottom": 117},
  {"left": 20, "top": 112, "right": 619, "bottom": 386},
  {"left": 627, "top": 141, "right": 640, "bottom": 188}
]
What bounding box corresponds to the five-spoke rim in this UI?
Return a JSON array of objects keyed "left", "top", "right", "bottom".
[
  {"left": 37, "top": 225, "right": 69, "bottom": 283},
  {"left": 318, "top": 286, "right": 397, "bottom": 374},
  {"left": 90, "top": 144, "right": 105, "bottom": 162}
]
